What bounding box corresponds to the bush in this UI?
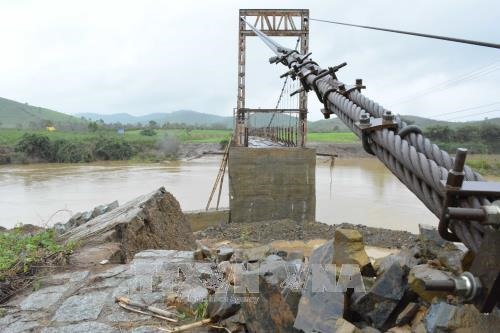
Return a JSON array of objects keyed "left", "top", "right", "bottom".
[
  {"left": 52, "top": 140, "right": 93, "bottom": 163},
  {"left": 219, "top": 138, "right": 229, "bottom": 150},
  {"left": 15, "top": 134, "right": 52, "bottom": 160},
  {"left": 93, "top": 137, "right": 133, "bottom": 160},
  {"left": 140, "top": 128, "right": 157, "bottom": 136}
]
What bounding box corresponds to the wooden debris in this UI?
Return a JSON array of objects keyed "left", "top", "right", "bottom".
[
  {"left": 159, "top": 318, "right": 212, "bottom": 332},
  {"left": 116, "top": 296, "right": 178, "bottom": 323}
]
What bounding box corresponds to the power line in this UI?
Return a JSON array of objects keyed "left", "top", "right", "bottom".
[
  {"left": 389, "top": 61, "right": 500, "bottom": 106},
  {"left": 308, "top": 18, "right": 500, "bottom": 49},
  {"left": 431, "top": 101, "right": 500, "bottom": 118},
  {"left": 444, "top": 109, "right": 500, "bottom": 121}
]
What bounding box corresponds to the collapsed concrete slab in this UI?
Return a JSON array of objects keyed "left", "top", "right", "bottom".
[{"left": 61, "top": 187, "right": 196, "bottom": 263}]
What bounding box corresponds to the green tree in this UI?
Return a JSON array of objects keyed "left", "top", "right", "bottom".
[
  {"left": 426, "top": 125, "right": 452, "bottom": 141},
  {"left": 88, "top": 121, "right": 99, "bottom": 132}
]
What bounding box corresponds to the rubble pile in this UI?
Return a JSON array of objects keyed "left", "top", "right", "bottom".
[
  {"left": 1, "top": 223, "right": 499, "bottom": 332},
  {"left": 191, "top": 225, "right": 500, "bottom": 333}
]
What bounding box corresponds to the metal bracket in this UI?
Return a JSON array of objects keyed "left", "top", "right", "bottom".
[
  {"left": 320, "top": 85, "right": 344, "bottom": 119},
  {"left": 271, "top": 49, "right": 299, "bottom": 66},
  {"left": 293, "top": 60, "right": 318, "bottom": 72},
  {"left": 353, "top": 113, "right": 399, "bottom": 155},
  {"left": 311, "top": 62, "right": 348, "bottom": 103},
  {"left": 438, "top": 148, "right": 500, "bottom": 242}
]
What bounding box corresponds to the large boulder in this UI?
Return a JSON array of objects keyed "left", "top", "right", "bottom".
[
  {"left": 62, "top": 187, "right": 196, "bottom": 263},
  {"left": 334, "top": 229, "right": 375, "bottom": 276},
  {"left": 293, "top": 240, "right": 345, "bottom": 333},
  {"left": 240, "top": 255, "right": 302, "bottom": 332},
  {"left": 352, "top": 263, "right": 406, "bottom": 330},
  {"left": 408, "top": 264, "right": 452, "bottom": 303}
]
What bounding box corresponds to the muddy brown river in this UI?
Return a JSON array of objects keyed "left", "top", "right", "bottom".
[{"left": 0, "top": 157, "right": 439, "bottom": 232}]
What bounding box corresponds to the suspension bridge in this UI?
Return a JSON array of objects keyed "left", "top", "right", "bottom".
[{"left": 210, "top": 8, "right": 500, "bottom": 313}]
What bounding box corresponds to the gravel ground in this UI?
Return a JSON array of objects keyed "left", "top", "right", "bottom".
[{"left": 195, "top": 219, "right": 417, "bottom": 249}]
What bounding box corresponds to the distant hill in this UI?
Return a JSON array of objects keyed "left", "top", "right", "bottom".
[
  {"left": 401, "top": 115, "right": 500, "bottom": 129},
  {"left": 0, "top": 97, "right": 86, "bottom": 129},
  {"left": 2, "top": 95, "right": 497, "bottom": 132},
  {"left": 76, "top": 110, "right": 500, "bottom": 132},
  {"left": 77, "top": 111, "right": 234, "bottom": 127}
]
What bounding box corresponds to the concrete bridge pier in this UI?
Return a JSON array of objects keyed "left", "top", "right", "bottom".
[{"left": 228, "top": 147, "right": 316, "bottom": 224}]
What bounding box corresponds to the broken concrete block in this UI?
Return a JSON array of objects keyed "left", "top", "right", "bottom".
[
  {"left": 334, "top": 229, "right": 375, "bottom": 276},
  {"left": 408, "top": 264, "right": 452, "bottom": 303},
  {"left": 352, "top": 263, "right": 406, "bottom": 329},
  {"left": 61, "top": 187, "right": 196, "bottom": 262},
  {"left": 294, "top": 243, "right": 344, "bottom": 333},
  {"left": 241, "top": 255, "right": 302, "bottom": 332}
]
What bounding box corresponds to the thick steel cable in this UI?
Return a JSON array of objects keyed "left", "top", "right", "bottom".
[
  {"left": 242, "top": 19, "right": 488, "bottom": 252},
  {"left": 308, "top": 18, "right": 500, "bottom": 50}
]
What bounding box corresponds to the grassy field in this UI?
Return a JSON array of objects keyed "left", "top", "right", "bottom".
[
  {"left": 467, "top": 154, "right": 500, "bottom": 177},
  {"left": 0, "top": 128, "right": 233, "bottom": 146},
  {"left": 0, "top": 128, "right": 359, "bottom": 145}
]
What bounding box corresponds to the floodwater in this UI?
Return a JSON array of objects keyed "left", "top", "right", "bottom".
[{"left": 0, "top": 157, "right": 440, "bottom": 233}]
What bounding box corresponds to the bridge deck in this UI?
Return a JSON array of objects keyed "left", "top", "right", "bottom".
[{"left": 248, "top": 136, "right": 288, "bottom": 148}]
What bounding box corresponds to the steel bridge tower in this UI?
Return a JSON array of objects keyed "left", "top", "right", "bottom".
[{"left": 235, "top": 9, "right": 309, "bottom": 147}]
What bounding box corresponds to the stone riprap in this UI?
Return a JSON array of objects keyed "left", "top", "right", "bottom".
[{"left": 0, "top": 250, "right": 206, "bottom": 333}]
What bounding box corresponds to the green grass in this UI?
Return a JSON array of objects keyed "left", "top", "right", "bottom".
[
  {"left": 0, "top": 227, "right": 73, "bottom": 278},
  {"left": 0, "top": 128, "right": 233, "bottom": 146},
  {"left": 0, "top": 227, "right": 75, "bottom": 304},
  {"left": 467, "top": 154, "right": 500, "bottom": 177},
  {"left": 306, "top": 132, "right": 359, "bottom": 143},
  {"left": 0, "top": 128, "right": 360, "bottom": 147}
]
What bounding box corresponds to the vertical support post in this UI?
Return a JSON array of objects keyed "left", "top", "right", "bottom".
[
  {"left": 298, "top": 11, "right": 309, "bottom": 147},
  {"left": 236, "top": 13, "right": 247, "bottom": 146}
]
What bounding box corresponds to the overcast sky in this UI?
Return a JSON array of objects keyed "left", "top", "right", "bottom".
[{"left": 0, "top": 0, "right": 499, "bottom": 121}]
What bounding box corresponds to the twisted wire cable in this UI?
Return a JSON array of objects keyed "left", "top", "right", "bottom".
[{"left": 242, "top": 18, "right": 490, "bottom": 252}]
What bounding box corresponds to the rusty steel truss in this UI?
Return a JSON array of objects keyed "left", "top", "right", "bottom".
[{"left": 235, "top": 9, "right": 309, "bottom": 147}]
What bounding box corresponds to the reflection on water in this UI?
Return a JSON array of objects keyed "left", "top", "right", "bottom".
[{"left": 0, "top": 157, "right": 438, "bottom": 233}]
